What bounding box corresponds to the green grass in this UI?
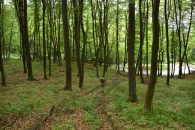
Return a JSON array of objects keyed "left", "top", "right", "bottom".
[{"left": 0, "top": 59, "right": 194, "bottom": 129}]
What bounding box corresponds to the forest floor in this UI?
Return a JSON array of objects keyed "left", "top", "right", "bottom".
[{"left": 0, "top": 60, "right": 194, "bottom": 130}]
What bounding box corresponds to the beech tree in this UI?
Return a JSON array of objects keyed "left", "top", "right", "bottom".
[
  {"left": 128, "top": 0, "right": 137, "bottom": 102},
  {"left": 164, "top": 0, "right": 170, "bottom": 85},
  {"left": 42, "top": 0, "right": 47, "bottom": 80},
  {"left": 62, "top": 0, "right": 72, "bottom": 90},
  {"left": 145, "top": 0, "right": 160, "bottom": 111},
  {"left": 0, "top": 0, "right": 6, "bottom": 86},
  {"left": 116, "top": 0, "right": 120, "bottom": 73},
  {"left": 14, "top": 0, "right": 34, "bottom": 80},
  {"left": 138, "top": 0, "right": 144, "bottom": 84},
  {"left": 145, "top": 0, "right": 149, "bottom": 77}
]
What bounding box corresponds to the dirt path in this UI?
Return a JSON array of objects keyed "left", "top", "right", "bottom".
[{"left": 96, "top": 78, "right": 121, "bottom": 130}]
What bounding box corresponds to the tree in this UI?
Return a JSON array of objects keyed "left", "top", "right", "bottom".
[
  {"left": 0, "top": 0, "right": 6, "bottom": 86},
  {"left": 181, "top": 3, "right": 193, "bottom": 75},
  {"left": 33, "top": 0, "right": 40, "bottom": 61},
  {"left": 116, "top": 0, "right": 120, "bottom": 73},
  {"left": 174, "top": 0, "right": 182, "bottom": 79},
  {"left": 62, "top": 0, "right": 72, "bottom": 90},
  {"left": 14, "top": 0, "right": 34, "bottom": 80},
  {"left": 138, "top": 0, "right": 144, "bottom": 84},
  {"left": 128, "top": 0, "right": 137, "bottom": 102},
  {"left": 79, "top": 0, "right": 86, "bottom": 88},
  {"left": 42, "top": 0, "right": 47, "bottom": 80},
  {"left": 48, "top": 0, "right": 53, "bottom": 76},
  {"left": 164, "top": 0, "right": 170, "bottom": 85},
  {"left": 145, "top": 0, "right": 149, "bottom": 77},
  {"left": 145, "top": 0, "right": 160, "bottom": 111},
  {"left": 73, "top": 0, "right": 81, "bottom": 79}
]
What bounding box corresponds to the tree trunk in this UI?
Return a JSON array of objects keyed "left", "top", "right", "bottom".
[
  {"left": 128, "top": 0, "right": 137, "bottom": 102},
  {"left": 0, "top": 1, "right": 6, "bottom": 86},
  {"left": 174, "top": 0, "right": 182, "bottom": 79},
  {"left": 139, "top": 0, "right": 144, "bottom": 83},
  {"left": 116, "top": 0, "right": 120, "bottom": 73},
  {"left": 144, "top": 0, "right": 160, "bottom": 111},
  {"left": 42, "top": 0, "right": 47, "bottom": 80},
  {"left": 23, "top": 0, "right": 33, "bottom": 80},
  {"left": 123, "top": 13, "right": 128, "bottom": 72},
  {"left": 8, "top": 22, "right": 14, "bottom": 59},
  {"left": 73, "top": 0, "right": 81, "bottom": 78},
  {"left": 62, "top": 0, "right": 72, "bottom": 90},
  {"left": 79, "top": 0, "right": 86, "bottom": 88},
  {"left": 146, "top": 0, "right": 149, "bottom": 77},
  {"left": 164, "top": 0, "right": 170, "bottom": 85},
  {"left": 48, "top": 0, "right": 52, "bottom": 76},
  {"left": 103, "top": 0, "right": 108, "bottom": 77},
  {"left": 14, "top": 0, "right": 34, "bottom": 80}
]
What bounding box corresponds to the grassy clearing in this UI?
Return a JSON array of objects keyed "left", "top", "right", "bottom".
[{"left": 0, "top": 59, "right": 194, "bottom": 130}]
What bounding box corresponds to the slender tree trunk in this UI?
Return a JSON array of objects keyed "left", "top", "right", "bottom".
[
  {"left": 144, "top": 0, "right": 160, "bottom": 111},
  {"left": 0, "top": 0, "right": 6, "bottom": 86},
  {"left": 171, "top": 13, "right": 175, "bottom": 77},
  {"left": 128, "top": 0, "right": 137, "bottom": 102},
  {"left": 79, "top": 0, "right": 86, "bottom": 88},
  {"left": 1, "top": 1, "right": 5, "bottom": 60},
  {"left": 62, "top": 0, "right": 72, "bottom": 90},
  {"left": 103, "top": 0, "right": 108, "bottom": 77},
  {"left": 48, "top": 0, "right": 52, "bottom": 76},
  {"left": 116, "top": 0, "right": 120, "bottom": 73},
  {"left": 21, "top": 34, "right": 27, "bottom": 73},
  {"left": 8, "top": 22, "right": 14, "bottom": 59},
  {"left": 174, "top": 0, "right": 182, "bottom": 79},
  {"left": 57, "top": 6, "right": 62, "bottom": 66},
  {"left": 123, "top": 13, "right": 128, "bottom": 72},
  {"left": 42, "top": 0, "right": 47, "bottom": 80},
  {"left": 139, "top": 0, "right": 144, "bottom": 83},
  {"left": 73, "top": 0, "right": 81, "bottom": 78},
  {"left": 23, "top": 0, "right": 33, "bottom": 80},
  {"left": 146, "top": 0, "right": 149, "bottom": 77},
  {"left": 15, "top": 0, "right": 34, "bottom": 80},
  {"left": 165, "top": 0, "right": 170, "bottom": 85},
  {"left": 90, "top": 0, "right": 97, "bottom": 59},
  {"left": 181, "top": 4, "right": 193, "bottom": 74}
]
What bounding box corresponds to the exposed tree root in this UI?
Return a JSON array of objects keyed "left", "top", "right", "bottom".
[
  {"left": 1, "top": 114, "right": 20, "bottom": 130},
  {"left": 30, "top": 106, "right": 54, "bottom": 130}
]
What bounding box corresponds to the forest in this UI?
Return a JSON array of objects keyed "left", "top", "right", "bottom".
[{"left": 0, "top": 0, "right": 195, "bottom": 129}]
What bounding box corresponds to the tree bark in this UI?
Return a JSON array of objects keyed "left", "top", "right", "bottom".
[
  {"left": 128, "top": 0, "right": 137, "bottom": 102},
  {"left": 73, "top": 0, "right": 81, "bottom": 78},
  {"left": 42, "top": 0, "right": 47, "bottom": 80},
  {"left": 116, "top": 0, "right": 120, "bottom": 73},
  {"left": 146, "top": 0, "right": 149, "bottom": 77},
  {"left": 79, "top": 0, "right": 86, "bottom": 88},
  {"left": 144, "top": 0, "right": 160, "bottom": 111},
  {"left": 138, "top": 0, "right": 144, "bottom": 83},
  {"left": 164, "top": 0, "right": 170, "bottom": 85},
  {"left": 0, "top": 0, "right": 6, "bottom": 86},
  {"left": 14, "top": 0, "right": 34, "bottom": 80},
  {"left": 62, "top": 0, "right": 72, "bottom": 90},
  {"left": 174, "top": 0, "right": 182, "bottom": 79}
]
